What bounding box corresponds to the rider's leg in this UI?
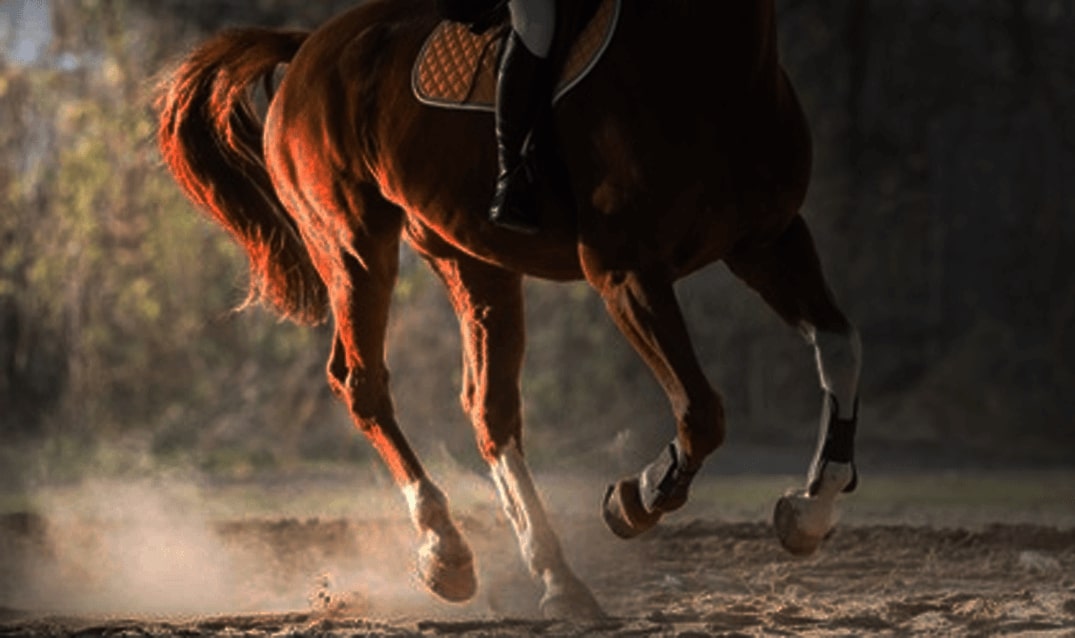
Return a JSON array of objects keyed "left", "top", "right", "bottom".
[{"left": 489, "top": 0, "right": 556, "bottom": 234}]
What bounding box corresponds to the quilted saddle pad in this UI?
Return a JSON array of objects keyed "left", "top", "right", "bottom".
[{"left": 412, "top": 0, "right": 620, "bottom": 111}]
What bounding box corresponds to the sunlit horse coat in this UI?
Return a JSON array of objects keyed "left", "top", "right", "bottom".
[{"left": 158, "top": 0, "right": 862, "bottom": 616}]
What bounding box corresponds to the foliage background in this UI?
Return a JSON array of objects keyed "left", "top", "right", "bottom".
[{"left": 1, "top": 0, "right": 1072, "bottom": 490}]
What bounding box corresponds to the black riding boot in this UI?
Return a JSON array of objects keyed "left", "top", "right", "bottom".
[{"left": 489, "top": 31, "right": 552, "bottom": 234}]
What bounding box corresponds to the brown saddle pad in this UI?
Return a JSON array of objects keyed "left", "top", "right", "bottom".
[{"left": 412, "top": 0, "right": 620, "bottom": 111}]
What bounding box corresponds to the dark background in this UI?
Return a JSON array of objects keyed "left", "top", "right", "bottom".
[{"left": 1, "top": 0, "right": 1072, "bottom": 489}]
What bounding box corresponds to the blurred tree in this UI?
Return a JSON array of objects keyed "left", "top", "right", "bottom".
[{"left": 0, "top": 0, "right": 362, "bottom": 478}]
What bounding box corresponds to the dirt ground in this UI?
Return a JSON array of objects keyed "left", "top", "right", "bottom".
[{"left": 1, "top": 473, "right": 1073, "bottom": 637}]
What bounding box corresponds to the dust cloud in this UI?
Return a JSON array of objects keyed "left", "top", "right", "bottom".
[
  {"left": 15, "top": 480, "right": 239, "bottom": 615},
  {"left": 0, "top": 466, "right": 540, "bottom": 621}
]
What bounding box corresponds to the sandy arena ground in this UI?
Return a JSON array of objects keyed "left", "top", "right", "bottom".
[{"left": 1, "top": 471, "right": 1073, "bottom": 636}]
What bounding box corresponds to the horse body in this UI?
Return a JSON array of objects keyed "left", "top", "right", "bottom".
[
  {"left": 159, "top": 0, "right": 861, "bottom": 617},
  {"left": 271, "top": 0, "right": 804, "bottom": 279}
]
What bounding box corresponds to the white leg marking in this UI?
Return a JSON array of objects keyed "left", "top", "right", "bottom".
[
  {"left": 403, "top": 478, "right": 448, "bottom": 533},
  {"left": 805, "top": 325, "right": 862, "bottom": 418},
  {"left": 490, "top": 441, "right": 604, "bottom": 618},
  {"left": 490, "top": 442, "right": 564, "bottom": 578}
]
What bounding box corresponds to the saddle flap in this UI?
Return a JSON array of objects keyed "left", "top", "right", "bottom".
[{"left": 413, "top": 0, "right": 620, "bottom": 111}]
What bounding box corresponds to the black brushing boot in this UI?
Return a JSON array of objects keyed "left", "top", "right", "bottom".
[{"left": 489, "top": 31, "right": 552, "bottom": 234}]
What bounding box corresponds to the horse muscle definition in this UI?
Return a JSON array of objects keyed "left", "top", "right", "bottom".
[{"left": 158, "top": 0, "right": 862, "bottom": 617}]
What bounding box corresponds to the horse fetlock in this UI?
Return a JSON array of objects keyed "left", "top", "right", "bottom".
[
  {"left": 638, "top": 439, "right": 697, "bottom": 514},
  {"left": 405, "top": 479, "right": 450, "bottom": 529},
  {"left": 808, "top": 460, "right": 856, "bottom": 498},
  {"left": 602, "top": 479, "right": 662, "bottom": 539},
  {"left": 601, "top": 439, "right": 698, "bottom": 540},
  {"left": 807, "top": 393, "right": 859, "bottom": 496},
  {"left": 813, "top": 392, "right": 858, "bottom": 456},
  {"left": 678, "top": 392, "right": 727, "bottom": 457}
]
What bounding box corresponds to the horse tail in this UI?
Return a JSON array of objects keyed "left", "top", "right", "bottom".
[{"left": 157, "top": 28, "right": 329, "bottom": 325}]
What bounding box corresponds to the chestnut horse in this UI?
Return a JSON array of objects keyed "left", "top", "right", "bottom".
[{"left": 158, "top": 0, "right": 862, "bottom": 617}]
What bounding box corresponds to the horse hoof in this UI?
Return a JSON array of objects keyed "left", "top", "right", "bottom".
[
  {"left": 602, "top": 478, "right": 662, "bottom": 539},
  {"left": 772, "top": 493, "right": 829, "bottom": 557},
  {"left": 539, "top": 575, "right": 606, "bottom": 620},
  {"left": 417, "top": 532, "right": 477, "bottom": 602}
]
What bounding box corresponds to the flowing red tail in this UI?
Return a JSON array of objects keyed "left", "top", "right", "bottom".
[{"left": 157, "top": 28, "right": 328, "bottom": 324}]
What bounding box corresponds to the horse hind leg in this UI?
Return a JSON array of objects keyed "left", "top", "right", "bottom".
[
  {"left": 726, "top": 214, "right": 862, "bottom": 556},
  {"left": 427, "top": 253, "right": 604, "bottom": 619},
  {"left": 582, "top": 263, "right": 726, "bottom": 539},
  {"left": 317, "top": 205, "right": 476, "bottom": 602},
  {"left": 771, "top": 327, "right": 862, "bottom": 556}
]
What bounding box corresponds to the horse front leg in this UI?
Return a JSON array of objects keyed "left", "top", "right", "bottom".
[
  {"left": 427, "top": 253, "right": 604, "bottom": 619},
  {"left": 727, "top": 215, "right": 862, "bottom": 556},
  {"left": 321, "top": 235, "right": 475, "bottom": 602},
  {"left": 585, "top": 267, "right": 726, "bottom": 539}
]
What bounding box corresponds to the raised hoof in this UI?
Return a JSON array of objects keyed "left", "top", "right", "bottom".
[
  {"left": 539, "top": 575, "right": 606, "bottom": 620},
  {"left": 602, "top": 478, "right": 663, "bottom": 539},
  {"left": 417, "top": 533, "right": 477, "bottom": 602},
  {"left": 772, "top": 493, "right": 830, "bottom": 557}
]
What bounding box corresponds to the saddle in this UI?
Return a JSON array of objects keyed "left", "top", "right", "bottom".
[{"left": 412, "top": 0, "right": 620, "bottom": 111}]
